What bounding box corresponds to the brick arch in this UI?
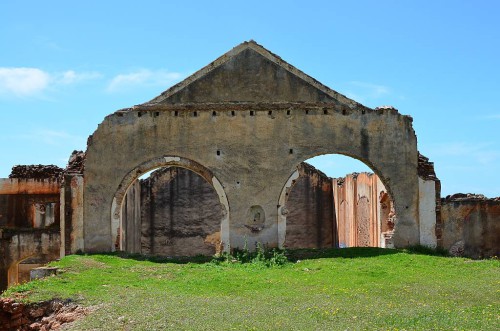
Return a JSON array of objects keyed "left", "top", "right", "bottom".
[{"left": 110, "top": 156, "right": 230, "bottom": 253}]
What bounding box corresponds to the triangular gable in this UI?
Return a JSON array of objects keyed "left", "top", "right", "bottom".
[{"left": 143, "top": 40, "right": 362, "bottom": 108}]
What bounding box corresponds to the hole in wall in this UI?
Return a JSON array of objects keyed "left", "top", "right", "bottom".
[
  {"left": 231, "top": 110, "right": 235, "bottom": 116},
  {"left": 174, "top": 111, "right": 179, "bottom": 117},
  {"left": 250, "top": 111, "right": 254, "bottom": 116}
]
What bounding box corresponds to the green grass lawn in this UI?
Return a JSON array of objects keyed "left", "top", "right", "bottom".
[{"left": 3, "top": 247, "right": 499, "bottom": 330}]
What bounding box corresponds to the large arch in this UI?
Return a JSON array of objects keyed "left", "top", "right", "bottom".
[
  {"left": 83, "top": 41, "right": 421, "bottom": 252},
  {"left": 111, "top": 156, "right": 230, "bottom": 253},
  {"left": 278, "top": 154, "right": 396, "bottom": 249}
]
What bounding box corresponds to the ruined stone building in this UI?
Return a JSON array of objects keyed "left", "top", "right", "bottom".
[{"left": 1, "top": 41, "right": 499, "bottom": 291}]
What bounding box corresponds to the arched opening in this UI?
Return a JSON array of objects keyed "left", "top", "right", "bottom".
[
  {"left": 112, "top": 156, "right": 230, "bottom": 256},
  {"left": 7, "top": 256, "right": 46, "bottom": 287},
  {"left": 279, "top": 154, "right": 397, "bottom": 250}
]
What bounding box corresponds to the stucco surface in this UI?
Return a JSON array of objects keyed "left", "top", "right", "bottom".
[{"left": 83, "top": 41, "right": 420, "bottom": 252}]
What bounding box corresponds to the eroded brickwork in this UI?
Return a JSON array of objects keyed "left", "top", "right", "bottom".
[
  {"left": 284, "top": 163, "right": 336, "bottom": 249},
  {"left": 441, "top": 194, "right": 500, "bottom": 258},
  {"left": 0, "top": 169, "right": 62, "bottom": 291}
]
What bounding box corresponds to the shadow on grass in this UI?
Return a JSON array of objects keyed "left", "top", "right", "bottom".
[{"left": 77, "top": 245, "right": 449, "bottom": 265}]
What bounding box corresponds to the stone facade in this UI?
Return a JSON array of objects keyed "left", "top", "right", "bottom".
[{"left": 84, "top": 41, "right": 421, "bottom": 253}]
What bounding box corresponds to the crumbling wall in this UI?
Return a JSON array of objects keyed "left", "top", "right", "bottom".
[
  {"left": 0, "top": 166, "right": 63, "bottom": 292},
  {"left": 60, "top": 151, "right": 85, "bottom": 256},
  {"left": 0, "top": 179, "right": 60, "bottom": 229},
  {"left": 0, "top": 229, "right": 60, "bottom": 291},
  {"left": 121, "top": 162, "right": 342, "bottom": 255},
  {"left": 285, "top": 163, "right": 336, "bottom": 249},
  {"left": 138, "top": 167, "right": 224, "bottom": 257},
  {"left": 440, "top": 194, "right": 500, "bottom": 258},
  {"left": 121, "top": 180, "right": 141, "bottom": 253},
  {"left": 417, "top": 153, "right": 441, "bottom": 248},
  {"left": 333, "top": 173, "right": 389, "bottom": 248}
]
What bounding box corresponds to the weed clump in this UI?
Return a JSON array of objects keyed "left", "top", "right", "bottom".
[{"left": 212, "top": 242, "right": 288, "bottom": 267}]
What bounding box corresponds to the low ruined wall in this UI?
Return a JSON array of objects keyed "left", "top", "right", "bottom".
[
  {"left": 0, "top": 177, "right": 62, "bottom": 292},
  {"left": 285, "top": 163, "right": 336, "bottom": 249},
  {"left": 0, "top": 229, "right": 60, "bottom": 291},
  {"left": 0, "top": 179, "right": 60, "bottom": 229},
  {"left": 441, "top": 195, "right": 500, "bottom": 258}
]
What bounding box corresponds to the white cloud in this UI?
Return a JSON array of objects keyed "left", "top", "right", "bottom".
[
  {"left": 0, "top": 67, "right": 102, "bottom": 98},
  {"left": 57, "top": 70, "right": 102, "bottom": 84},
  {"left": 0, "top": 67, "right": 50, "bottom": 96},
  {"left": 107, "top": 69, "right": 183, "bottom": 92}
]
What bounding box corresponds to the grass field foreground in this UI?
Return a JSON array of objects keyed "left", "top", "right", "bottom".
[{"left": 2, "top": 248, "right": 499, "bottom": 330}]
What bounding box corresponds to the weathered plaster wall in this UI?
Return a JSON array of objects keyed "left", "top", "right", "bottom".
[
  {"left": 84, "top": 105, "right": 418, "bottom": 252},
  {"left": 0, "top": 178, "right": 62, "bottom": 291},
  {"left": 0, "top": 229, "right": 60, "bottom": 291},
  {"left": 440, "top": 195, "right": 500, "bottom": 258},
  {"left": 81, "top": 42, "right": 420, "bottom": 252},
  {"left": 60, "top": 175, "right": 84, "bottom": 256},
  {"left": 121, "top": 180, "right": 141, "bottom": 253},
  {"left": 122, "top": 167, "right": 224, "bottom": 256},
  {"left": 285, "top": 163, "right": 336, "bottom": 249},
  {"left": 416, "top": 153, "right": 441, "bottom": 249},
  {"left": 0, "top": 179, "right": 60, "bottom": 229},
  {"left": 121, "top": 163, "right": 341, "bottom": 255},
  {"left": 418, "top": 178, "right": 437, "bottom": 248},
  {"left": 333, "top": 173, "right": 388, "bottom": 248}
]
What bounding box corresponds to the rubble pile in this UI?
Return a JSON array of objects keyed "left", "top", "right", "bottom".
[
  {"left": 0, "top": 298, "right": 90, "bottom": 331},
  {"left": 9, "top": 165, "right": 63, "bottom": 179},
  {"left": 65, "top": 150, "right": 86, "bottom": 174},
  {"left": 443, "top": 193, "right": 500, "bottom": 202}
]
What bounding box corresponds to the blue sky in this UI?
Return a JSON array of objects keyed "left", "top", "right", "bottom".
[{"left": 1, "top": 1, "right": 499, "bottom": 197}]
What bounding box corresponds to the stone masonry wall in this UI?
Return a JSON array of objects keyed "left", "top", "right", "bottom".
[
  {"left": 139, "top": 167, "right": 224, "bottom": 256},
  {"left": 285, "top": 163, "right": 336, "bottom": 249},
  {"left": 440, "top": 194, "right": 500, "bottom": 258}
]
